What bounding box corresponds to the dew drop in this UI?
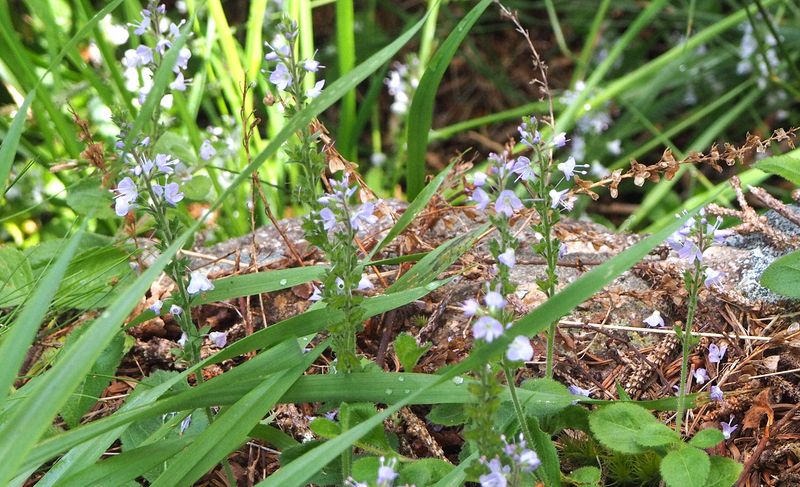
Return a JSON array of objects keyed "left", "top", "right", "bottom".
[
  {"left": 398, "top": 376, "right": 405, "bottom": 382},
  {"left": 385, "top": 389, "right": 393, "bottom": 395},
  {"left": 279, "top": 279, "right": 287, "bottom": 285},
  {"left": 404, "top": 389, "right": 410, "bottom": 394},
  {"left": 452, "top": 376, "right": 464, "bottom": 385}
]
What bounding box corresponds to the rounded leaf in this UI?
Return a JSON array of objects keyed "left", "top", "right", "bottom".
[
  {"left": 660, "top": 446, "right": 710, "bottom": 487},
  {"left": 589, "top": 403, "right": 663, "bottom": 454}
]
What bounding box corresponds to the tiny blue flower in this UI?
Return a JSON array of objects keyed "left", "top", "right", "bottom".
[
  {"left": 208, "top": 331, "right": 227, "bottom": 348},
  {"left": 644, "top": 310, "right": 665, "bottom": 328},
  {"left": 708, "top": 343, "right": 727, "bottom": 364},
  {"left": 269, "top": 63, "right": 292, "bottom": 91},
  {"left": 473, "top": 316, "right": 504, "bottom": 343},
  {"left": 495, "top": 190, "right": 523, "bottom": 217},
  {"left": 721, "top": 415, "right": 737, "bottom": 439},
  {"left": 498, "top": 248, "right": 516, "bottom": 268},
  {"left": 693, "top": 367, "right": 709, "bottom": 384},
  {"left": 710, "top": 385, "right": 724, "bottom": 401}
]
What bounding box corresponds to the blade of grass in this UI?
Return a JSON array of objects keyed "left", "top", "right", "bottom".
[
  {"left": 0, "top": 221, "right": 86, "bottom": 404},
  {"left": 405, "top": 0, "right": 491, "bottom": 199},
  {"left": 335, "top": 0, "right": 357, "bottom": 160}
]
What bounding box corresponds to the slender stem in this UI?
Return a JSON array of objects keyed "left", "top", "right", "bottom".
[
  {"left": 675, "top": 260, "right": 702, "bottom": 434},
  {"left": 503, "top": 362, "right": 533, "bottom": 445}
]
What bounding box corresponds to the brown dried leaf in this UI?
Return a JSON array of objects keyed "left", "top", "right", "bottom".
[
  {"left": 572, "top": 176, "right": 599, "bottom": 200},
  {"left": 743, "top": 388, "right": 774, "bottom": 431}
]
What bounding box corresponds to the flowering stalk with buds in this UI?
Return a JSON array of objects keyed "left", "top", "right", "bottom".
[
  {"left": 111, "top": 1, "right": 220, "bottom": 368},
  {"left": 668, "top": 209, "right": 725, "bottom": 433}
]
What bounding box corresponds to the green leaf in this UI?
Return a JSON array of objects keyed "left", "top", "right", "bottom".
[
  {"left": 398, "top": 458, "right": 455, "bottom": 486},
  {"left": 659, "top": 446, "right": 710, "bottom": 487},
  {"left": 182, "top": 175, "right": 214, "bottom": 201},
  {"left": 589, "top": 403, "right": 662, "bottom": 454},
  {"left": 521, "top": 378, "right": 575, "bottom": 417},
  {"left": 193, "top": 266, "right": 326, "bottom": 306},
  {"left": 60, "top": 333, "right": 126, "bottom": 428},
  {"left": 394, "top": 332, "right": 431, "bottom": 372},
  {"left": 405, "top": 0, "right": 492, "bottom": 198},
  {"left": 427, "top": 403, "right": 467, "bottom": 427},
  {"left": 688, "top": 428, "right": 725, "bottom": 449},
  {"left": 0, "top": 245, "right": 33, "bottom": 307},
  {"left": 636, "top": 422, "right": 681, "bottom": 448},
  {"left": 340, "top": 403, "right": 391, "bottom": 452},
  {"left": 527, "top": 416, "right": 561, "bottom": 487},
  {"left": 754, "top": 151, "right": 800, "bottom": 185},
  {"left": 65, "top": 179, "right": 115, "bottom": 219},
  {"left": 567, "top": 466, "right": 601, "bottom": 486},
  {"left": 704, "top": 456, "right": 743, "bottom": 487},
  {"left": 309, "top": 418, "right": 341, "bottom": 439},
  {"left": 760, "top": 249, "right": 800, "bottom": 298}
]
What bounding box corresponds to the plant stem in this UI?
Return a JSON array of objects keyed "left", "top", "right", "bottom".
[
  {"left": 503, "top": 362, "right": 533, "bottom": 445},
  {"left": 675, "top": 260, "right": 702, "bottom": 434}
]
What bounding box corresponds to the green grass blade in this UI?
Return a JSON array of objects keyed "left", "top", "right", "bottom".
[
  {"left": 368, "top": 163, "right": 453, "bottom": 259},
  {"left": 149, "top": 349, "right": 306, "bottom": 486},
  {"left": 405, "top": 0, "right": 491, "bottom": 199},
  {"left": 335, "top": 0, "right": 357, "bottom": 160},
  {"left": 58, "top": 439, "right": 191, "bottom": 487},
  {"left": 0, "top": 221, "right": 86, "bottom": 404}
]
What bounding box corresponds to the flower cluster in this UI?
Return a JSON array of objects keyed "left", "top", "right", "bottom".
[
  {"left": 479, "top": 435, "right": 541, "bottom": 487},
  {"left": 344, "top": 456, "right": 398, "bottom": 487},
  {"left": 122, "top": 1, "right": 192, "bottom": 107},
  {"left": 264, "top": 19, "right": 325, "bottom": 104},
  {"left": 111, "top": 152, "right": 185, "bottom": 217},
  {"left": 385, "top": 56, "right": 420, "bottom": 115}
]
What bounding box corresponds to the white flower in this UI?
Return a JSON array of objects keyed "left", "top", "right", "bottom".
[
  {"left": 187, "top": 271, "right": 214, "bottom": 295},
  {"left": 303, "top": 58, "right": 323, "bottom": 72},
  {"left": 557, "top": 156, "right": 577, "bottom": 180},
  {"left": 376, "top": 456, "right": 398, "bottom": 487},
  {"left": 549, "top": 188, "right": 569, "bottom": 209},
  {"left": 643, "top": 310, "right": 665, "bottom": 328},
  {"left": 170, "top": 304, "right": 183, "bottom": 316},
  {"left": 506, "top": 336, "right": 533, "bottom": 362},
  {"left": 306, "top": 80, "right": 325, "bottom": 98},
  {"left": 473, "top": 171, "right": 488, "bottom": 186},
  {"left": 357, "top": 274, "right": 373, "bottom": 291},
  {"left": 461, "top": 298, "right": 480, "bottom": 317},
  {"left": 704, "top": 267, "right": 723, "bottom": 287},
  {"left": 200, "top": 140, "right": 216, "bottom": 160},
  {"left": 149, "top": 300, "right": 163, "bottom": 314},
  {"left": 309, "top": 284, "right": 323, "bottom": 302},
  {"left": 498, "top": 248, "right": 516, "bottom": 268},
  {"left": 170, "top": 72, "right": 189, "bottom": 91},
  {"left": 208, "top": 331, "right": 228, "bottom": 348},
  {"left": 112, "top": 177, "right": 138, "bottom": 216},
  {"left": 473, "top": 316, "right": 504, "bottom": 343},
  {"left": 177, "top": 331, "right": 188, "bottom": 346},
  {"left": 269, "top": 63, "right": 292, "bottom": 90},
  {"left": 484, "top": 290, "right": 506, "bottom": 310}
]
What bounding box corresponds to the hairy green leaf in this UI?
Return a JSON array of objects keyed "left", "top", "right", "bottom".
[{"left": 660, "top": 446, "right": 710, "bottom": 487}]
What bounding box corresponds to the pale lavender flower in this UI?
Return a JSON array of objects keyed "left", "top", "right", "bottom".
[
  {"left": 506, "top": 336, "right": 533, "bottom": 362},
  {"left": 303, "top": 58, "right": 323, "bottom": 72},
  {"left": 558, "top": 242, "right": 568, "bottom": 258},
  {"left": 473, "top": 316, "right": 504, "bottom": 343},
  {"left": 149, "top": 300, "right": 163, "bottom": 314},
  {"left": 270, "top": 63, "right": 292, "bottom": 90},
  {"left": 376, "top": 456, "right": 398, "bottom": 487},
  {"left": 265, "top": 44, "right": 290, "bottom": 61},
  {"left": 168, "top": 20, "right": 186, "bottom": 38},
  {"left": 309, "top": 284, "right": 323, "bottom": 302},
  {"left": 552, "top": 132, "right": 567, "bottom": 148},
  {"left": 130, "top": 10, "right": 151, "bottom": 36},
  {"left": 694, "top": 368, "right": 709, "bottom": 384},
  {"left": 557, "top": 156, "right": 577, "bottom": 180},
  {"left": 208, "top": 331, "right": 228, "bottom": 348},
  {"left": 498, "top": 248, "right": 516, "bottom": 268},
  {"left": 319, "top": 207, "right": 337, "bottom": 231},
  {"left": 170, "top": 72, "right": 189, "bottom": 91},
  {"left": 112, "top": 177, "right": 138, "bottom": 216},
  {"left": 344, "top": 480, "right": 368, "bottom": 487},
  {"left": 479, "top": 458, "right": 510, "bottom": 487},
  {"left": 516, "top": 448, "right": 541, "bottom": 473},
  {"left": 721, "top": 415, "right": 737, "bottom": 439},
  {"left": 510, "top": 156, "right": 536, "bottom": 182},
  {"left": 306, "top": 80, "right": 324, "bottom": 98},
  {"left": 710, "top": 385, "right": 724, "bottom": 401},
  {"left": 171, "top": 304, "right": 183, "bottom": 316},
  {"left": 644, "top": 310, "right": 665, "bottom": 328},
  {"left": 549, "top": 188, "right": 569, "bottom": 209},
  {"left": 154, "top": 154, "right": 176, "bottom": 174},
  {"left": 569, "top": 385, "right": 592, "bottom": 397},
  {"left": 177, "top": 330, "right": 188, "bottom": 346},
  {"left": 607, "top": 139, "right": 622, "bottom": 155},
  {"left": 484, "top": 290, "right": 507, "bottom": 310},
  {"left": 179, "top": 414, "right": 192, "bottom": 433},
  {"left": 704, "top": 267, "right": 723, "bottom": 287},
  {"left": 518, "top": 120, "right": 541, "bottom": 148},
  {"left": 708, "top": 343, "right": 727, "bottom": 364},
  {"left": 122, "top": 46, "right": 152, "bottom": 68},
  {"left": 173, "top": 47, "right": 191, "bottom": 73},
  {"left": 461, "top": 298, "right": 480, "bottom": 317},
  {"left": 187, "top": 271, "right": 214, "bottom": 295},
  {"left": 473, "top": 171, "right": 488, "bottom": 187},
  {"left": 335, "top": 276, "right": 345, "bottom": 291},
  {"left": 154, "top": 182, "right": 184, "bottom": 206},
  {"left": 495, "top": 190, "right": 523, "bottom": 217},
  {"left": 471, "top": 187, "right": 490, "bottom": 210},
  {"left": 357, "top": 274, "right": 373, "bottom": 291},
  {"left": 350, "top": 202, "right": 378, "bottom": 231},
  {"left": 200, "top": 139, "right": 216, "bottom": 160}
]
